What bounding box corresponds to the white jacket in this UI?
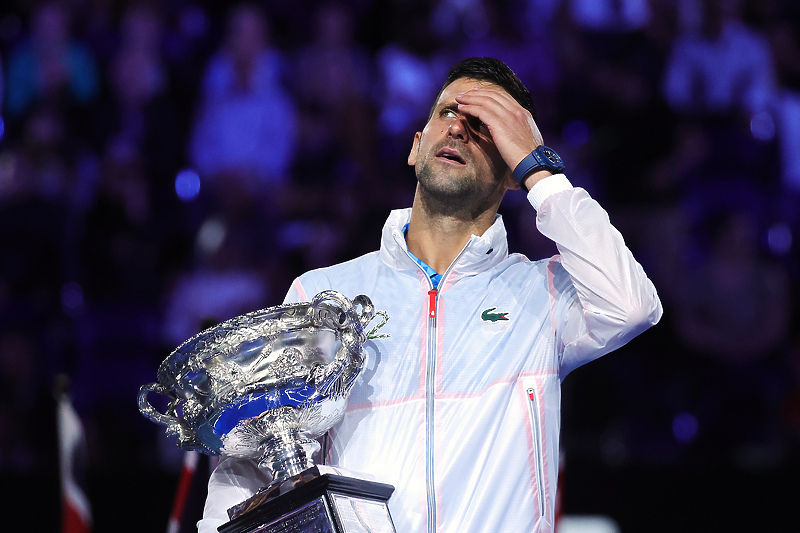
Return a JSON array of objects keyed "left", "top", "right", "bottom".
[{"left": 199, "top": 175, "right": 662, "bottom": 533}]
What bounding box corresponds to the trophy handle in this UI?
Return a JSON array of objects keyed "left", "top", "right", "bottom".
[
  {"left": 352, "top": 294, "right": 375, "bottom": 329},
  {"left": 310, "top": 291, "right": 375, "bottom": 333},
  {"left": 137, "top": 382, "right": 197, "bottom": 445},
  {"left": 306, "top": 291, "right": 376, "bottom": 397}
]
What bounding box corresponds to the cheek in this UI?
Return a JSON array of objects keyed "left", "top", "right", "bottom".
[
  {"left": 417, "top": 135, "right": 439, "bottom": 162},
  {"left": 486, "top": 145, "right": 508, "bottom": 170},
  {"left": 485, "top": 151, "right": 511, "bottom": 182}
]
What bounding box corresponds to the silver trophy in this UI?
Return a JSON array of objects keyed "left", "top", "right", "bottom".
[{"left": 138, "top": 290, "right": 396, "bottom": 532}]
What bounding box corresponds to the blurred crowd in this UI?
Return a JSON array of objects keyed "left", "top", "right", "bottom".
[{"left": 1, "top": 0, "right": 799, "bottom": 523}]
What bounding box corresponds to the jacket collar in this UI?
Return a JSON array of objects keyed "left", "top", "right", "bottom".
[{"left": 378, "top": 208, "right": 509, "bottom": 279}]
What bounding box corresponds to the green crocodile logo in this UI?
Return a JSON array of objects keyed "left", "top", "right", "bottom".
[{"left": 481, "top": 307, "right": 509, "bottom": 322}]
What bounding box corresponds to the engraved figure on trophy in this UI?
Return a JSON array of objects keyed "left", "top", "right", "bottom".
[{"left": 138, "top": 290, "right": 396, "bottom": 532}]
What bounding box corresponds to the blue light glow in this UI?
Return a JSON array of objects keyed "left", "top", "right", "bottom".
[
  {"left": 672, "top": 412, "right": 698, "bottom": 443},
  {"left": 767, "top": 222, "right": 792, "bottom": 256},
  {"left": 750, "top": 111, "right": 775, "bottom": 141},
  {"left": 175, "top": 169, "right": 201, "bottom": 201}
]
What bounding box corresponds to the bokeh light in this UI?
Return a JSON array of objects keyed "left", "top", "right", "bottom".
[{"left": 175, "top": 168, "right": 201, "bottom": 201}]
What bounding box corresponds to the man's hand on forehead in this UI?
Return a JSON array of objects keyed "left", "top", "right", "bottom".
[{"left": 454, "top": 87, "right": 545, "bottom": 171}]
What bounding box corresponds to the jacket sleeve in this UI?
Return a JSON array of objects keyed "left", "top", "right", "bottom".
[
  {"left": 532, "top": 179, "right": 662, "bottom": 376},
  {"left": 197, "top": 457, "right": 271, "bottom": 533},
  {"left": 283, "top": 276, "right": 314, "bottom": 304}
]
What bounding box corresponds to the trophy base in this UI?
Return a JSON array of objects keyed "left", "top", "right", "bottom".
[{"left": 219, "top": 470, "right": 396, "bottom": 533}]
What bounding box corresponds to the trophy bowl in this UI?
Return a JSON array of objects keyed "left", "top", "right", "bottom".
[{"left": 138, "top": 290, "right": 376, "bottom": 486}]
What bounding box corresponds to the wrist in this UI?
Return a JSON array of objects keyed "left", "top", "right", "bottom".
[
  {"left": 521, "top": 170, "right": 553, "bottom": 192},
  {"left": 527, "top": 173, "right": 573, "bottom": 211},
  {"left": 513, "top": 146, "right": 565, "bottom": 192}
]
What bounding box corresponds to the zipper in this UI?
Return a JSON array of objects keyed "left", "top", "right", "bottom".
[
  {"left": 422, "top": 256, "right": 465, "bottom": 533},
  {"left": 526, "top": 387, "right": 547, "bottom": 518},
  {"left": 425, "top": 287, "right": 438, "bottom": 532},
  {"left": 396, "top": 230, "right": 470, "bottom": 533}
]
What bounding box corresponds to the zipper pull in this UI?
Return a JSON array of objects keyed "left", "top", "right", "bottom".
[{"left": 428, "top": 289, "right": 437, "bottom": 318}]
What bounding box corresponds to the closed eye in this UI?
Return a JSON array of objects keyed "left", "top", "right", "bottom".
[{"left": 468, "top": 116, "right": 487, "bottom": 131}]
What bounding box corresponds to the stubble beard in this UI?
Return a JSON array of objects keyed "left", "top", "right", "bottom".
[{"left": 415, "top": 151, "right": 501, "bottom": 219}]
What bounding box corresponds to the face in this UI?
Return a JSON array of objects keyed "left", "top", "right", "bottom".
[{"left": 408, "top": 78, "right": 514, "bottom": 209}]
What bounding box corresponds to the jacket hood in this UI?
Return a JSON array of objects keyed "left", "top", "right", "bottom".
[{"left": 378, "top": 208, "right": 510, "bottom": 279}]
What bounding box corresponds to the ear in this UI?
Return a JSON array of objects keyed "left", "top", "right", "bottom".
[
  {"left": 407, "top": 131, "right": 422, "bottom": 166},
  {"left": 502, "top": 168, "right": 520, "bottom": 191}
]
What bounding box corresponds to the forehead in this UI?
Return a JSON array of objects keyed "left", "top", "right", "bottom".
[{"left": 433, "top": 78, "right": 503, "bottom": 108}]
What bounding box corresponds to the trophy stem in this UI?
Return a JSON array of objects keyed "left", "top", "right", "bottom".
[{"left": 259, "top": 429, "right": 313, "bottom": 485}]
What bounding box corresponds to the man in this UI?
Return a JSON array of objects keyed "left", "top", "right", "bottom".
[{"left": 199, "top": 57, "right": 662, "bottom": 532}]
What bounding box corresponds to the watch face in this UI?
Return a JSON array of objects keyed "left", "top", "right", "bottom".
[{"left": 541, "top": 147, "right": 562, "bottom": 166}]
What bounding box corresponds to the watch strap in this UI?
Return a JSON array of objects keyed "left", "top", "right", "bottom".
[{"left": 513, "top": 145, "right": 565, "bottom": 191}]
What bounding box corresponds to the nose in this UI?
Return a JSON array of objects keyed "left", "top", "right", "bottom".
[{"left": 447, "top": 118, "right": 470, "bottom": 142}]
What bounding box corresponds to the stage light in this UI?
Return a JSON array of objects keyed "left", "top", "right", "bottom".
[{"left": 175, "top": 168, "right": 201, "bottom": 201}]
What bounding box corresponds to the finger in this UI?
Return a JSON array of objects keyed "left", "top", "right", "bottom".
[
  {"left": 456, "top": 86, "right": 519, "bottom": 106},
  {"left": 456, "top": 92, "right": 534, "bottom": 137},
  {"left": 455, "top": 99, "right": 518, "bottom": 134},
  {"left": 459, "top": 89, "right": 543, "bottom": 139},
  {"left": 455, "top": 90, "right": 514, "bottom": 119},
  {"left": 455, "top": 89, "right": 544, "bottom": 167},
  {"left": 456, "top": 91, "right": 534, "bottom": 137},
  {"left": 456, "top": 88, "right": 528, "bottom": 119}
]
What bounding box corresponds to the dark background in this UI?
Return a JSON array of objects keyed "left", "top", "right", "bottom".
[{"left": 1, "top": 0, "right": 799, "bottom": 531}]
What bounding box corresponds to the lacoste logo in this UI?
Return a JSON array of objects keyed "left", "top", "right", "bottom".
[{"left": 481, "top": 307, "right": 509, "bottom": 322}]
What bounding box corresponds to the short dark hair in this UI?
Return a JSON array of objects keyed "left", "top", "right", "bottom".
[{"left": 428, "top": 57, "right": 537, "bottom": 121}]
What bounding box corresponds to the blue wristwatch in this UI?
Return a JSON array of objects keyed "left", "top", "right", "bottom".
[{"left": 513, "top": 145, "right": 565, "bottom": 191}]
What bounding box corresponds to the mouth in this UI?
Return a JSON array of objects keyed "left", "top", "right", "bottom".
[{"left": 436, "top": 148, "right": 466, "bottom": 165}]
